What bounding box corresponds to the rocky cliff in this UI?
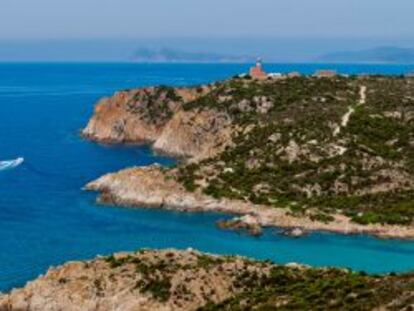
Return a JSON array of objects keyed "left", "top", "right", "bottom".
[
  {"left": 83, "top": 75, "right": 414, "bottom": 237},
  {"left": 1, "top": 249, "right": 413, "bottom": 311},
  {"left": 82, "top": 85, "right": 231, "bottom": 160}
]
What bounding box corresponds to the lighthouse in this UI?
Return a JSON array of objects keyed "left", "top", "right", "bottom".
[
  {"left": 255, "top": 58, "right": 262, "bottom": 69},
  {"left": 249, "top": 58, "right": 267, "bottom": 79}
]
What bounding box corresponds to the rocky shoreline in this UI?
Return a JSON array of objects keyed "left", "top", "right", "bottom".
[
  {"left": 81, "top": 76, "right": 414, "bottom": 240},
  {"left": 85, "top": 165, "right": 414, "bottom": 239}
]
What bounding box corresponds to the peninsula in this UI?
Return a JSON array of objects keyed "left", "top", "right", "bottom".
[{"left": 82, "top": 73, "right": 414, "bottom": 239}]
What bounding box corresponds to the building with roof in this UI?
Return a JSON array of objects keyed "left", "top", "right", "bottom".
[
  {"left": 287, "top": 71, "right": 301, "bottom": 78},
  {"left": 314, "top": 70, "right": 337, "bottom": 78}
]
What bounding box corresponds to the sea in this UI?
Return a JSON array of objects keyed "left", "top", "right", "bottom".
[{"left": 1, "top": 62, "right": 414, "bottom": 292}]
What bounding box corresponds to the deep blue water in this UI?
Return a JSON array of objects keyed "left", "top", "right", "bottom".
[{"left": 1, "top": 63, "right": 414, "bottom": 292}]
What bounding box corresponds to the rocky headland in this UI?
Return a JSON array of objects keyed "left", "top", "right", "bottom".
[
  {"left": 82, "top": 85, "right": 231, "bottom": 161},
  {"left": 1, "top": 249, "right": 414, "bottom": 311},
  {"left": 83, "top": 75, "right": 414, "bottom": 239}
]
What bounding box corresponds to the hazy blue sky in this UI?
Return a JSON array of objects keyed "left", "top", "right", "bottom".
[
  {"left": 1, "top": 0, "right": 414, "bottom": 61},
  {"left": 1, "top": 0, "right": 414, "bottom": 39}
]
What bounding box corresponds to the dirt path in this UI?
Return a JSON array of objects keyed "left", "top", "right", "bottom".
[{"left": 334, "top": 85, "right": 366, "bottom": 136}]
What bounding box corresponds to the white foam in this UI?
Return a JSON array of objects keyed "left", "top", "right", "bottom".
[{"left": 0, "top": 157, "right": 24, "bottom": 171}]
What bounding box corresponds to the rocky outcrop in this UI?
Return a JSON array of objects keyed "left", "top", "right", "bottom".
[
  {"left": 217, "top": 215, "right": 263, "bottom": 236},
  {"left": 84, "top": 165, "right": 257, "bottom": 214},
  {"left": 153, "top": 109, "right": 232, "bottom": 160},
  {"left": 82, "top": 89, "right": 168, "bottom": 143},
  {"left": 2, "top": 249, "right": 414, "bottom": 311},
  {"left": 0, "top": 249, "right": 269, "bottom": 311},
  {"left": 82, "top": 85, "right": 230, "bottom": 160},
  {"left": 85, "top": 165, "right": 414, "bottom": 239}
]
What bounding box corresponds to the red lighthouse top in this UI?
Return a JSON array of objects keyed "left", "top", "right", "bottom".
[{"left": 249, "top": 58, "right": 267, "bottom": 79}]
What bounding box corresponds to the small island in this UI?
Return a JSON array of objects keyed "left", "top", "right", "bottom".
[{"left": 82, "top": 69, "right": 414, "bottom": 239}]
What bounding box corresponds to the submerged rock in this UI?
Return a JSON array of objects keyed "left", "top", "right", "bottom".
[
  {"left": 280, "top": 227, "right": 308, "bottom": 238},
  {"left": 217, "top": 215, "right": 263, "bottom": 236}
]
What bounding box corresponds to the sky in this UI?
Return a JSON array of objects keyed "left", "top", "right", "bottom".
[
  {"left": 1, "top": 0, "right": 414, "bottom": 61},
  {"left": 1, "top": 0, "right": 414, "bottom": 39}
]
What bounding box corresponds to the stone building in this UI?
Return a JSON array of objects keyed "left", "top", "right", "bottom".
[
  {"left": 287, "top": 71, "right": 301, "bottom": 78},
  {"left": 314, "top": 70, "right": 337, "bottom": 78}
]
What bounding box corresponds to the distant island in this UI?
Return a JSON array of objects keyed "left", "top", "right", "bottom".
[
  {"left": 317, "top": 46, "right": 414, "bottom": 63},
  {"left": 131, "top": 48, "right": 256, "bottom": 63},
  {"left": 133, "top": 46, "right": 414, "bottom": 64}
]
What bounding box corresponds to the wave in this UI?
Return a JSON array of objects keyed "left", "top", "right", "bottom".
[{"left": 0, "top": 157, "right": 24, "bottom": 171}]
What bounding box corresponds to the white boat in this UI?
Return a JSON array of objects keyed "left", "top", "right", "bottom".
[{"left": 0, "top": 157, "right": 24, "bottom": 171}]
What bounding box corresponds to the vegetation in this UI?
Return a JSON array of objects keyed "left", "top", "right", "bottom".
[
  {"left": 105, "top": 250, "right": 414, "bottom": 310},
  {"left": 200, "top": 266, "right": 414, "bottom": 310},
  {"left": 103, "top": 251, "right": 238, "bottom": 302},
  {"left": 105, "top": 253, "right": 173, "bottom": 301},
  {"left": 175, "top": 76, "right": 414, "bottom": 226},
  {"left": 126, "top": 86, "right": 182, "bottom": 125}
]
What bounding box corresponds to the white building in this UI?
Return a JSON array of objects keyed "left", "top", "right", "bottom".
[{"left": 268, "top": 72, "right": 283, "bottom": 78}]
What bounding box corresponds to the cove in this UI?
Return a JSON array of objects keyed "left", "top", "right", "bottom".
[{"left": 0, "top": 63, "right": 414, "bottom": 292}]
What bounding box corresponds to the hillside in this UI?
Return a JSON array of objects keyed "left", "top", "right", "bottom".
[
  {"left": 1, "top": 249, "right": 414, "bottom": 310},
  {"left": 83, "top": 75, "right": 414, "bottom": 238}
]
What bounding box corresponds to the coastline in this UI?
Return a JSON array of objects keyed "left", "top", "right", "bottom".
[
  {"left": 81, "top": 75, "right": 414, "bottom": 240},
  {"left": 84, "top": 165, "right": 414, "bottom": 240},
  {"left": 3, "top": 248, "right": 413, "bottom": 310},
  {"left": 3, "top": 64, "right": 414, "bottom": 310},
  {"left": 0, "top": 249, "right": 269, "bottom": 311}
]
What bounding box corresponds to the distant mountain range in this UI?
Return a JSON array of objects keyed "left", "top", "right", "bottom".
[
  {"left": 131, "top": 48, "right": 256, "bottom": 63},
  {"left": 3, "top": 38, "right": 414, "bottom": 63},
  {"left": 135, "top": 46, "right": 414, "bottom": 64},
  {"left": 317, "top": 46, "right": 414, "bottom": 63}
]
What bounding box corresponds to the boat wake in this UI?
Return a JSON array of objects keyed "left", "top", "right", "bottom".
[{"left": 0, "top": 157, "right": 24, "bottom": 171}]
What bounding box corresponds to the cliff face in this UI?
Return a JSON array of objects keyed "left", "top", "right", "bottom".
[
  {"left": 1, "top": 249, "right": 414, "bottom": 311},
  {"left": 82, "top": 85, "right": 230, "bottom": 160},
  {"left": 82, "top": 89, "right": 166, "bottom": 143},
  {"left": 152, "top": 109, "right": 232, "bottom": 160}
]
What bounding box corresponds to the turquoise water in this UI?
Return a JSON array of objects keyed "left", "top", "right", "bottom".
[{"left": 1, "top": 63, "right": 414, "bottom": 292}]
